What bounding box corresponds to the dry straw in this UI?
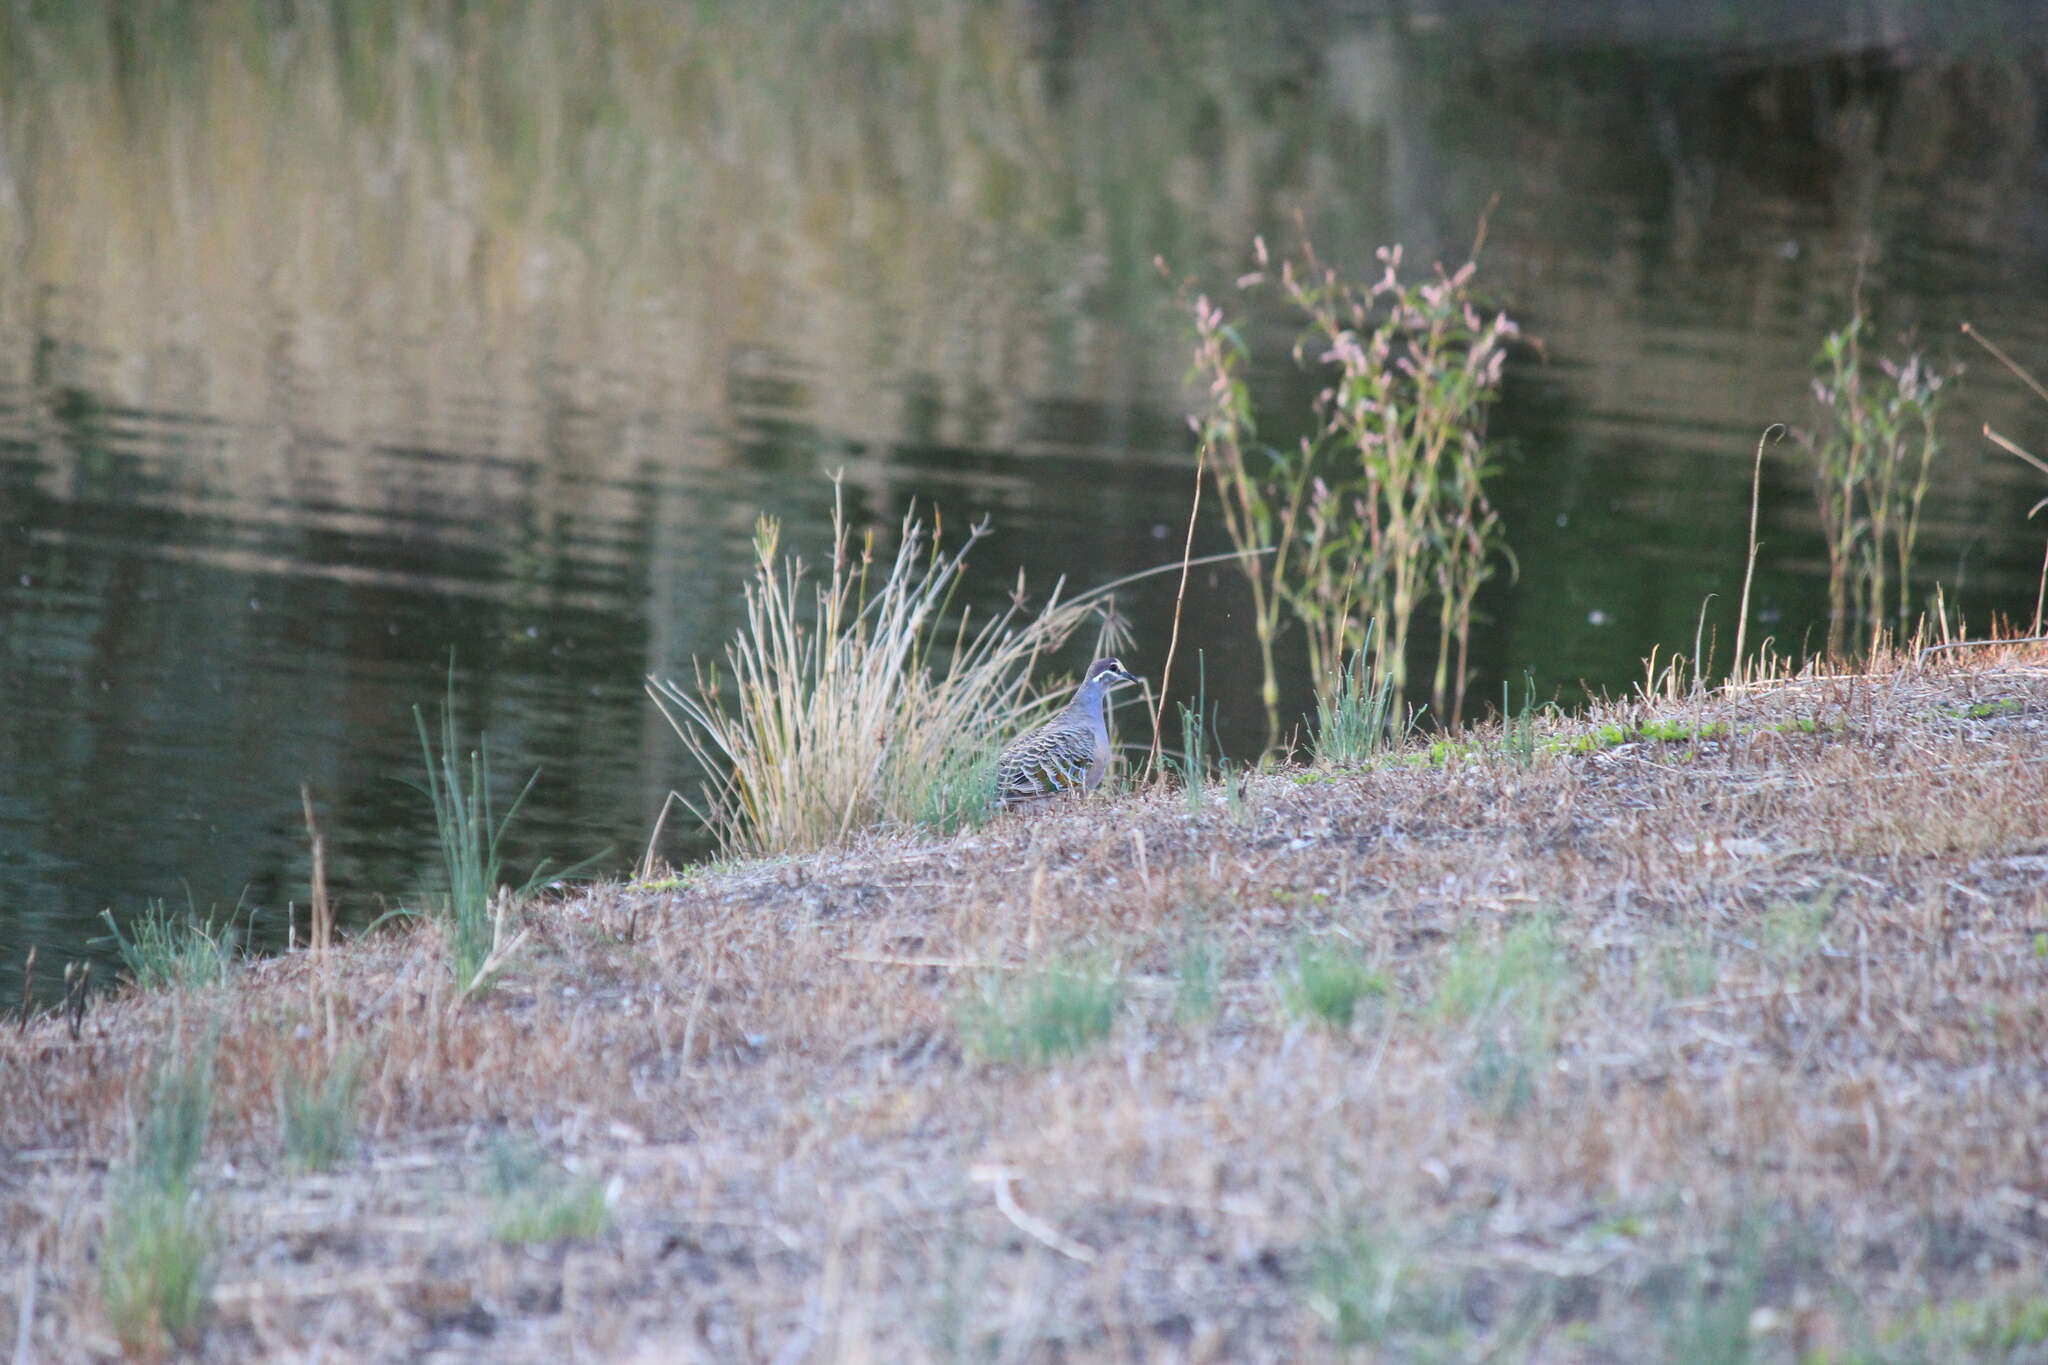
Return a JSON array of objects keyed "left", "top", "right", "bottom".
[{"left": 648, "top": 475, "right": 1287, "bottom": 853}]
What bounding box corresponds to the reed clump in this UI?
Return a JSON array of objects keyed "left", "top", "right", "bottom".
[{"left": 647, "top": 476, "right": 1121, "bottom": 855}]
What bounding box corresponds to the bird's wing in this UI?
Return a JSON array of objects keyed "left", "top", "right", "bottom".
[{"left": 997, "top": 720, "right": 1098, "bottom": 805}]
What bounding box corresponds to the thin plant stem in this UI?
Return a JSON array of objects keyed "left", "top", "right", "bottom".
[
  {"left": 1735, "top": 425, "right": 1783, "bottom": 681},
  {"left": 2035, "top": 543, "right": 2046, "bottom": 639},
  {"left": 1982, "top": 423, "right": 2048, "bottom": 479},
  {"left": 1961, "top": 321, "right": 2048, "bottom": 405},
  {"left": 1150, "top": 423, "right": 1208, "bottom": 779}
]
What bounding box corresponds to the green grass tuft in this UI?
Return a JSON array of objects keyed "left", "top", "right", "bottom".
[
  {"left": 1498, "top": 672, "right": 1542, "bottom": 767},
  {"left": 1650, "top": 933, "right": 1721, "bottom": 1001},
  {"left": 1313, "top": 636, "right": 1396, "bottom": 767},
  {"left": 912, "top": 741, "right": 1002, "bottom": 835},
  {"left": 280, "top": 1050, "right": 362, "bottom": 1173},
  {"left": 132, "top": 1049, "right": 214, "bottom": 1193},
  {"left": 1894, "top": 1293, "right": 2048, "bottom": 1355},
  {"left": 1174, "top": 938, "right": 1220, "bottom": 1023},
  {"left": 101, "top": 1178, "right": 215, "bottom": 1355},
  {"left": 487, "top": 1140, "right": 612, "bottom": 1244},
  {"left": 1433, "top": 919, "right": 1564, "bottom": 1027},
  {"left": 414, "top": 680, "right": 532, "bottom": 993},
  {"left": 958, "top": 965, "right": 1121, "bottom": 1064},
  {"left": 1219, "top": 759, "right": 1253, "bottom": 824},
  {"left": 102, "top": 1045, "right": 217, "bottom": 1355},
  {"left": 412, "top": 671, "right": 592, "bottom": 995},
  {"left": 1173, "top": 652, "right": 1217, "bottom": 814},
  {"left": 1304, "top": 1224, "right": 1458, "bottom": 1348},
  {"left": 1460, "top": 1034, "right": 1540, "bottom": 1115},
  {"left": 1434, "top": 919, "right": 1566, "bottom": 1115},
  {"left": 98, "top": 899, "right": 242, "bottom": 993},
  {"left": 1752, "top": 897, "right": 1832, "bottom": 980},
  {"left": 1658, "top": 1225, "right": 1769, "bottom": 1365},
  {"left": 1281, "top": 939, "right": 1387, "bottom": 1029}
]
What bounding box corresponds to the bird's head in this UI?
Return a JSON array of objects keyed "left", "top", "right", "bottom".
[{"left": 1085, "top": 657, "right": 1141, "bottom": 688}]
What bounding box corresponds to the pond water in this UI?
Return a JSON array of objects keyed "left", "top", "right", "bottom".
[{"left": 4, "top": 2, "right": 2047, "bottom": 995}]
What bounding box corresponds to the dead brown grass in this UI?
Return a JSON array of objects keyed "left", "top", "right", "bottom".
[{"left": 6, "top": 648, "right": 2048, "bottom": 1361}]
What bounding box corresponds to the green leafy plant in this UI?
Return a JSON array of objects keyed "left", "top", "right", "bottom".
[
  {"left": 1183, "top": 288, "right": 1298, "bottom": 753},
  {"left": 1196, "top": 235, "right": 1515, "bottom": 749},
  {"left": 1187, "top": 234, "right": 1517, "bottom": 743},
  {"left": 1285, "top": 240, "right": 1518, "bottom": 726},
  {"left": 1797, "top": 310, "right": 1952, "bottom": 655}
]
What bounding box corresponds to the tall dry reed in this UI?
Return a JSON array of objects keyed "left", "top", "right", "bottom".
[{"left": 647, "top": 476, "right": 1121, "bottom": 854}]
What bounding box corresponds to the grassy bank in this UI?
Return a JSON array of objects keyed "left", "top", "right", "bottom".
[{"left": 5, "top": 646, "right": 2048, "bottom": 1360}]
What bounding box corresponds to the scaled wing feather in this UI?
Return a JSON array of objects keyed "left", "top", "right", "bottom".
[{"left": 997, "top": 722, "right": 1097, "bottom": 805}]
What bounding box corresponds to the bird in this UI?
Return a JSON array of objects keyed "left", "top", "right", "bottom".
[{"left": 996, "top": 657, "right": 1142, "bottom": 810}]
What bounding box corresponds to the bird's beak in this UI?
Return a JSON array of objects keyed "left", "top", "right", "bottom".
[{"left": 1114, "top": 667, "right": 1142, "bottom": 686}]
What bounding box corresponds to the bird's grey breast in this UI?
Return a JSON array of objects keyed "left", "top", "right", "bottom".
[{"left": 1080, "top": 684, "right": 1112, "bottom": 790}]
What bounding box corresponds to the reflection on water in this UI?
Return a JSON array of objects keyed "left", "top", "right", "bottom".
[{"left": 3, "top": 2, "right": 2047, "bottom": 992}]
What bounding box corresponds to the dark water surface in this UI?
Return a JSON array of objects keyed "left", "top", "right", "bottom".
[{"left": 4, "top": 2, "right": 2048, "bottom": 993}]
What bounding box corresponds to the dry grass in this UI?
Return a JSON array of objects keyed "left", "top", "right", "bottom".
[
  {"left": 647, "top": 477, "right": 1118, "bottom": 855},
  {"left": 6, "top": 648, "right": 2048, "bottom": 1361}
]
